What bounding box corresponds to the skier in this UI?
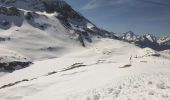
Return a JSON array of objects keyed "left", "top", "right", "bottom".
[{"left": 130, "top": 56, "right": 132, "bottom": 65}]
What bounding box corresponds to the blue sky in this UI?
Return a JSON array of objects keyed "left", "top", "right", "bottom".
[{"left": 65, "top": 0, "right": 170, "bottom": 36}]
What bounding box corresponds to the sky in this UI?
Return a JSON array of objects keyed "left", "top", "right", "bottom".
[{"left": 65, "top": 0, "right": 170, "bottom": 36}]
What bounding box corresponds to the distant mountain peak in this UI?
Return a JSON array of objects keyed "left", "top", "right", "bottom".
[
  {"left": 140, "top": 33, "right": 157, "bottom": 43},
  {"left": 117, "top": 32, "right": 170, "bottom": 51},
  {"left": 126, "top": 30, "right": 134, "bottom": 35},
  {"left": 121, "top": 31, "right": 138, "bottom": 42}
]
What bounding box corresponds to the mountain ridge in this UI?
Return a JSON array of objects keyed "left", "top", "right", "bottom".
[
  {"left": 0, "top": 0, "right": 118, "bottom": 71},
  {"left": 117, "top": 31, "right": 170, "bottom": 51}
]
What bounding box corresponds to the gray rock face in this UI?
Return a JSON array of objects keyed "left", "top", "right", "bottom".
[
  {"left": 0, "top": 6, "right": 24, "bottom": 29},
  {"left": 0, "top": 61, "right": 32, "bottom": 72}
]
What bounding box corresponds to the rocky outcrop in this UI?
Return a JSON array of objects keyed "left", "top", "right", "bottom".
[
  {"left": 0, "top": 61, "right": 32, "bottom": 72},
  {"left": 0, "top": 6, "right": 20, "bottom": 16},
  {"left": 0, "top": 37, "right": 10, "bottom": 42},
  {"left": 0, "top": 6, "right": 24, "bottom": 29}
]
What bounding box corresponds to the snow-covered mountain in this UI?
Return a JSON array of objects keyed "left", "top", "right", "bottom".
[
  {"left": 0, "top": 0, "right": 170, "bottom": 100},
  {"left": 118, "top": 31, "right": 170, "bottom": 51},
  {"left": 158, "top": 36, "right": 170, "bottom": 44},
  {"left": 0, "top": 1, "right": 116, "bottom": 55},
  {"left": 136, "top": 34, "right": 159, "bottom": 50},
  {"left": 0, "top": 0, "right": 119, "bottom": 72},
  {"left": 120, "top": 31, "right": 138, "bottom": 42},
  {"left": 0, "top": 0, "right": 169, "bottom": 72},
  {"left": 157, "top": 36, "right": 170, "bottom": 50}
]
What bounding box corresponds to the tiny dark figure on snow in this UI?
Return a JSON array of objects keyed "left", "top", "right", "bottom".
[{"left": 130, "top": 56, "right": 132, "bottom": 65}]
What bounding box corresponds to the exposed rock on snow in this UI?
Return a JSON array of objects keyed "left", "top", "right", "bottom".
[{"left": 0, "top": 61, "right": 32, "bottom": 72}]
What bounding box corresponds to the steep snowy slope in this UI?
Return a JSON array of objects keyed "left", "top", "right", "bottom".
[
  {"left": 0, "top": 0, "right": 117, "bottom": 62},
  {"left": 0, "top": 38, "right": 169, "bottom": 100}
]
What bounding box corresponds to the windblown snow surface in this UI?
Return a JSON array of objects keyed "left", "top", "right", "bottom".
[
  {"left": 0, "top": 0, "right": 169, "bottom": 99},
  {"left": 0, "top": 38, "right": 170, "bottom": 100}
]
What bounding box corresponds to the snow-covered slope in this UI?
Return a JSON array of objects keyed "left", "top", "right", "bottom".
[
  {"left": 0, "top": 0, "right": 117, "bottom": 62},
  {"left": 0, "top": 1, "right": 169, "bottom": 99},
  {"left": 0, "top": 38, "right": 169, "bottom": 100}
]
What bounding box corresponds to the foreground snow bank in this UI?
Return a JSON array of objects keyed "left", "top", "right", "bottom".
[{"left": 0, "top": 39, "right": 169, "bottom": 100}]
